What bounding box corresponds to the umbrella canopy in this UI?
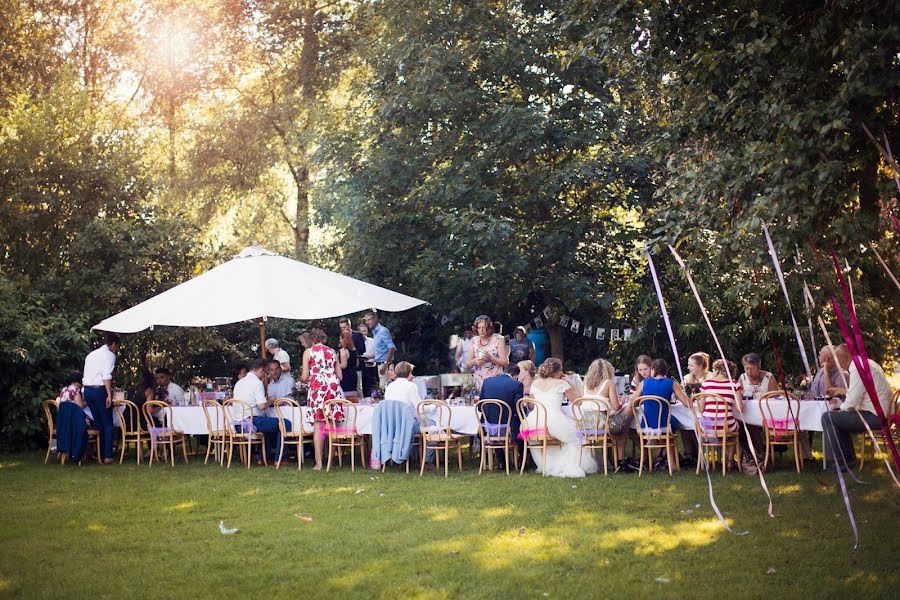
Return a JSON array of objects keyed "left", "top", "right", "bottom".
[{"left": 93, "top": 246, "right": 428, "bottom": 333}]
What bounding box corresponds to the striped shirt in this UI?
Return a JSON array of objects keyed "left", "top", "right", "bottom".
[{"left": 699, "top": 378, "right": 742, "bottom": 432}]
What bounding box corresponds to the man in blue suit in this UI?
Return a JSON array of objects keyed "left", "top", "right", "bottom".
[{"left": 479, "top": 364, "right": 525, "bottom": 470}]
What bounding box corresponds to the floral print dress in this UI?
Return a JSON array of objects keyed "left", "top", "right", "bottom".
[
  {"left": 472, "top": 334, "right": 505, "bottom": 391},
  {"left": 306, "top": 344, "right": 344, "bottom": 424}
]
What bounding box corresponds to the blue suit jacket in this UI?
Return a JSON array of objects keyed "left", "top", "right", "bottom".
[{"left": 479, "top": 374, "right": 524, "bottom": 438}]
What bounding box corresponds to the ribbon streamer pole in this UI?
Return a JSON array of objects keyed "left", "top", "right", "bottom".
[
  {"left": 668, "top": 245, "right": 775, "bottom": 518},
  {"left": 646, "top": 250, "right": 746, "bottom": 535}
]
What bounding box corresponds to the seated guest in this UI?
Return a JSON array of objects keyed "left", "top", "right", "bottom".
[
  {"left": 126, "top": 371, "right": 155, "bottom": 430},
  {"left": 699, "top": 359, "right": 744, "bottom": 470},
  {"left": 479, "top": 363, "right": 525, "bottom": 469},
  {"left": 154, "top": 368, "right": 185, "bottom": 404},
  {"left": 516, "top": 360, "right": 536, "bottom": 396},
  {"left": 231, "top": 359, "right": 291, "bottom": 464},
  {"left": 56, "top": 372, "right": 88, "bottom": 463},
  {"left": 265, "top": 338, "right": 291, "bottom": 373},
  {"left": 266, "top": 359, "right": 296, "bottom": 401},
  {"left": 384, "top": 362, "right": 435, "bottom": 462},
  {"left": 633, "top": 358, "right": 690, "bottom": 470},
  {"left": 739, "top": 353, "right": 778, "bottom": 398},
  {"left": 821, "top": 344, "right": 893, "bottom": 470},
  {"left": 683, "top": 352, "right": 710, "bottom": 390},
  {"left": 337, "top": 330, "right": 360, "bottom": 400},
  {"left": 583, "top": 359, "right": 637, "bottom": 472},
  {"left": 631, "top": 355, "right": 652, "bottom": 390},
  {"left": 809, "top": 345, "right": 846, "bottom": 399}
]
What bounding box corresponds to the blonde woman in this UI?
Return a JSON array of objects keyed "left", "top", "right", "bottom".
[
  {"left": 683, "top": 352, "right": 710, "bottom": 390},
  {"left": 524, "top": 358, "right": 598, "bottom": 477},
  {"left": 517, "top": 360, "right": 536, "bottom": 395},
  {"left": 583, "top": 359, "right": 637, "bottom": 472}
]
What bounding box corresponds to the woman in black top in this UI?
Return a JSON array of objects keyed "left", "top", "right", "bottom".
[{"left": 338, "top": 330, "right": 359, "bottom": 400}]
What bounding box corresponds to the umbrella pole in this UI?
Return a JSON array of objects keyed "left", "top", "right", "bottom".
[{"left": 259, "top": 319, "right": 266, "bottom": 360}]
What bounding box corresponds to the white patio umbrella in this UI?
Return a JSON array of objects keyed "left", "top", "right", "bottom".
[{"left": 92, "top": 246, "right": 428, "bottom": 357}]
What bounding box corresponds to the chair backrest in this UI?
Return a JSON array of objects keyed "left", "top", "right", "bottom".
[
  {"left": 273, "top": 398, "right": 298, "bottom": 435},
  {"left": 890, "top": 388, "right": 900, "bottom": 420},
  {"left": 759, "top": 390, "right": 801, "bottom": 431},
  {"left": 689, "top": 392, "right": 734, "bottom": 438},
  {"left": 42, "top": 399, "right": 59, "bottom": 436},
  {"left": 474, "top": 399, "right": 511, "bottom": 440},
  {"left": 417, "top": 400, "right": 451, "bottom": 440},
  {"left": 115, "top": 399, "right": 144, "bottom": 435},
  {"left": 632, "top": 395, "right": 673, "bottom": 433},
  {"left": 201, "top": 399, "right": 225, "bottom": 434},
  {"left": 143, "top": 400, "right": 172, "bottom": 428},
  {"left": 324, "top": 398, "right": 357, "bottom": 435},
  {"left": 515, "top": 397, "right": 547, "bottom": 434},
  {"left": 223, "top": 399, "right": 253, "bottom": 433},
  {"left": 571, "top": 397, "right": 610, "bottom": 434}
]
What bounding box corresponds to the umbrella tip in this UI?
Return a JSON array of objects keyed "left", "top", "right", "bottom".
[{"left": 235, "top": 246, "right": 279, "bottom": 259}]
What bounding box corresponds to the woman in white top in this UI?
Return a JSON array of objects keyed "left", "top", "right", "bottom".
[
  {"left": 739, "top": 352, "right": 778, "bottom": 399},
  {"left": 583, "top": 358, "right": 636, "bottom": 472},
  {"left": 524, "top": 358, "right": 598, "bottom": 477}
]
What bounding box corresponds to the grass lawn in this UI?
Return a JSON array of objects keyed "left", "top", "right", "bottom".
[{"left": 1, "top": 450, "right": 898, "bottom": 599}]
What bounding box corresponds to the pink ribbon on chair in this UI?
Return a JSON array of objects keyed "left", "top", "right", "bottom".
[
  {"left": 233, "top": 418, "right": 257, "bottom": 439},
  {"left": 518, "top": 427, "right": 547, "bottom": 440},
  {"left": 322, "top": 425, "right": 357, "bottom": 438}
]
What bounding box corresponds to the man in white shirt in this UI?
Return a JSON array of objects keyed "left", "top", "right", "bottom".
[
  {"left": 821, "top": 344, "right": 893, "bottom": 469},
  {"left": 154, "top": 368, "right": 186, "bottom": 405},
  {"left": 384, "top": 362, "right": 434, "bottom": 463},
  {"left": 265, "top": 338, "right": 291, "bottom": 373},
  {"left": 266, "top": 360, "right": 296, "bottom": 401},
  {"left": 82, "top": 333, "right": 120, "bottom": 463},
  {"left": 232, "top": 359, "right": 291, "bottom": 464}
]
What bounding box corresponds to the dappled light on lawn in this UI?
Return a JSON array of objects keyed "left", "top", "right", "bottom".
[
  {"left": 165, "top": 500, "right": 198, "bottom": 512},
  {"left": 470, "top": 528, "right": 567, "bottom": 569},
  {"left": 773, "top": 484, "right": 803, "bottom": 495},
  {"left": 598, "top": 518, "right": 726, "bottom": 556}
]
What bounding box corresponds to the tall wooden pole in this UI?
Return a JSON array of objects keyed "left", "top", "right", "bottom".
[{"left": 258, "top": 319, "right": 266, "bottom": 360}]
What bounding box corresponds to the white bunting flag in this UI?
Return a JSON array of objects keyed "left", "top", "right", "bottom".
[
  {"left": 596, "top": 328, "right": 606, "bottom": 340},
  {"left": 534, "top": 316, "right": 543, "bottom": 328},
  {"left": 570, "top": 320, "right": 580, "bottom": 333},
  {"left": 559, "top": 315, "right": 570, "bottom": 328},
  {"left": 440, "top": 315, "right": 450, "bottom": 326},
  {"left": 623, "top": 328, "right": 633, "bottom": 340},
  {"left": 543, "top": 306, "right": 553, "bottom": 319},
  {"left": 610, "top": 328, "right": 620, "bottom": 341},
  {"left": 582, "top": 325, "right": 593, "bottom": 338}
]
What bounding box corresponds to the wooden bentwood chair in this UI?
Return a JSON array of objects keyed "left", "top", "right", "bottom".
[
  {"left": 43, "top": 399, "right": 59, "bottom": 464},
  {"left": 324, "top": 399, "right": 367, "bottom": 472},
  {"left": 274, "top": 398, "right": 314, "bottom": 470},
  {"left": 572, "top": 397, "right": 617, "bottom": 476},
  {"left": 687, "top": 392, "right": 741, "bottom": 476},
  {"left": 417, "top": 400, "right": 464, "bottom": 478},
  {"left": 858, "top": 388, "right": 900, "bottom": 470},
  {"left": 516, "top": 398, "right": 563, "bottom": 476},
  {"left": 759, "top": 390, "right": 803, "bottom": 473},
  {"left": 201, "top": 399, "right": 228, "bottom": 465},
  {"left": 142, "top": 401, "right": 189, "bottom": 467},
  {"left": 632, "top": 395, "right": 680, "bottom": 476},
  {"left": 474, "top": 399, "right": 517, "bottom": 475},
  {"left": 114, "top": 399, "right": 149, "bottom": 464},
  {"left": 223, "top": 399, "right": 267, "bottom": 469}
]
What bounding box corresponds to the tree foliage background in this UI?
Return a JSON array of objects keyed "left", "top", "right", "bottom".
[{"left": 1, "top": 0, "right": 898, "bottom": 448}]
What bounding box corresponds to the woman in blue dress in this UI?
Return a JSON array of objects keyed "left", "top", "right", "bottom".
[{"left": 633, "top": 358, "right": 690, "bottom": 469}]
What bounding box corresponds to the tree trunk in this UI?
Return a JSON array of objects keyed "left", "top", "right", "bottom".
[
  {"left": 294, "top": 161, "right": 310, "bottom": 260},
  {"left": 858, "top": 153, "right": 879, "bottom": 220},
  {"left": 548, "top": 323, "right": 564, "bottom": 362}
]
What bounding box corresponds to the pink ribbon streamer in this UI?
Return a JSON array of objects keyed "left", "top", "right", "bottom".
[
  {"left": 763, "top": 225, "right": 812, "bottom": 378},
  {"left": 518, "top": 427, "right": 547, "bottom": 440},
  {"left": 669, "top": 244, "right": 774, "bottom": 519},
  {"left": 647, "top": 249, "right": 747, "bottom": 535},
  {"left": 322, "top": 425, "right": 357, "bottom": 438}
]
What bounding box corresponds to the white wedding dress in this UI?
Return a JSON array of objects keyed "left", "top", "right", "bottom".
[{"left": 526, "top": 380, "right": 599, "bottom": 477}]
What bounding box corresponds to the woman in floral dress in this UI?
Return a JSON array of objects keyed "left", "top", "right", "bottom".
[
  {"left": 300, "top": 328, "right": 344, "bottom": 470},
  {"left": 465, "top": 315, "right": 509, "bottom": 392}
]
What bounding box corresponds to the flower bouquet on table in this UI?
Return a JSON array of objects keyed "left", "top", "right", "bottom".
[
  {"left": 683, "top": 382, "right": 701, "bottom": 397},
  {"left": 792, "top": 374, "right": 811, "bottom": 399},
  {"left": 291, "top": 381, "right": 309, "bottom": 405},
  {"left": 461, "top": 382, "right": 478, "bottom": 406}
]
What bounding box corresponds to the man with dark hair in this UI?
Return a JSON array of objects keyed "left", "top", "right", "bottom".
[
  {"left": 82, "top": 332, "right": 121, "bottom": 463},
  {"left": 231, "top": 359, "right": 292, "bottom": 464},
  {"left": 154, "top": 367, "right": 185, "bottom": 404},
  {"left": 266, "top": 359, "right": 295, "bottom": 401},
  {"left": 478, "top": 363, "right": 525, "bottom": 470}
]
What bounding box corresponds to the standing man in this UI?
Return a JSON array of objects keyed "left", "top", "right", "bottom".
[
  {"left": 82, "top": 332, "right": 120, "bottom": 464},
  {"left": 265, "top": 338, "right": 291, "bottom": 373},
  {"left": 357, "top": 322, "right": 378, "bottom": 397},
  {"left": 232, "top": 359, "right": 292, "bottom": 465},
  {"left": 364, "top": 311, "right": 396, "bottom": 388}
]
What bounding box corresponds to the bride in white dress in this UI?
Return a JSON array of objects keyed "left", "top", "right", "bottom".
[{"left": 525, "top": 358, "right": 598, "bottom": 477}]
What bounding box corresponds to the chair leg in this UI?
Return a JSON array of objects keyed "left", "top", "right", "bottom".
[
  {"left": 602, "top": 441, "right": 608, "bottom": 476},
  {"left": 504, "top": 443, "right": 510, "bottom": 476},
  {"left": 420, "top": 443, "right": 427, "bottom": 477},
  {"left": 794, "top": 437, "right": 801, "bottom": 474},
  {"left": 457, "top": 443, "right": 463, "bottom": 472},
  {"left": 182, "top": 438, "right": 190, "bottom": 464},
  {"left": 444, "top": 443, "right": 449, "bottom": 478},
  {"left": 858, "top": 435, "right": 866, "bottom": 470},
  {"left": 667, "top": 441, "right": 674, "bottom": 476},
  {"left": 45, "top": 441, "right": 52, "bottom": 464},
  {"left": 541, "top": 444, "right": 547, "bottom": 477},
  {"left": 520, "top": 445, "right": 528, "bottom": 475},
  {"left": 638, "top": 441, "right": 645, "bottom": 476},
  {"left": 326, "top": 437, "right": 334, "bottom": 472}
]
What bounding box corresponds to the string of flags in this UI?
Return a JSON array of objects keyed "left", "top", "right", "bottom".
[{"left": 432, "top": 307, "right": 632, "bottom": 343}]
